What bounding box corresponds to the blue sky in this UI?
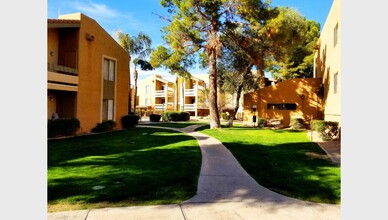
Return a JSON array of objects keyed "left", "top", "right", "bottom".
[{"left": 47, "top": 0, "right": 334, "bottom": 82}]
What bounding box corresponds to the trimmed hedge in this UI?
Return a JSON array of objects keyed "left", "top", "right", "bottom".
[
  {"left": 121, "top": 113, "right": 140, "bottom": 128},
  {"left": 149, "top": 114, "right": 162, "bottom": 122},
  {"left": 162, "top": 111, "right": 190, "bottom": 122},
  {"left": 91, "top": 120, "right": 116, "bottom": 133},
  {"left": 48, "top": 118, "right": 80, "bottom": 138},
  {"left": 311, "top": 119, "right": 339, "bottom": 140}
]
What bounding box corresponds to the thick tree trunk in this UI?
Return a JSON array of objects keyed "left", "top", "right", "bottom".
[
  {"left": 208, "top": 48, "right": 221, "bottom": 129},
  {"left": 233, "top": 84, "right": 243, "bottom": 120}
]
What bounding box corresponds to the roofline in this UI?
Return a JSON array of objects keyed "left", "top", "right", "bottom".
[{"left": 48, "top": 19, "right": 81, "bottom": 28}]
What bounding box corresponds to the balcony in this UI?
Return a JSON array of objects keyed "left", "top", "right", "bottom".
[
  {"left": 47, "top": 63, "right": 78, "bottom": 91},
  {"left": 155, "top": 102, "right": 174, "bottom": 110},
  {"left": 184, "top": 89, "right": 196, "bottom": 96},
  {"left": 184, "top": 104, "right": 196, "bottom": 111},
  {"left": 155, "top": 88, "right": 174, "bottom": 97},
  {"left": 48, "top": 63, "right": 78, "bottom": 75}
]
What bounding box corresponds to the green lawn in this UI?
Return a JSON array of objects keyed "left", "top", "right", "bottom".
[
  {"left": 196, "top": 125, "right": 341, "bottom": 204},
  {"left": 48, "top": 127, "right": 201, "bottom": 212},
  {"left": 138, "top": 121, "right": 207, "bottom": 128}
]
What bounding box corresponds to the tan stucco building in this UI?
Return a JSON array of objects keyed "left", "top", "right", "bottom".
[
  {"left": 137, "top": 74, "right": 209, "bottom": 117},
  {"left": 314, "top": 0, "right": 341, "bottom": 125},
  {"left": 137, "top": 74, "right": 176, "bottom": 112},
  {"left": 243, "top": 78, "right": 323, "bottom": 127},
  {"left": 47, "top": 13, "right": 130, "bottom": 133},
  {"left": 243, "top": 0, "right": 340, "bottom": 128}
]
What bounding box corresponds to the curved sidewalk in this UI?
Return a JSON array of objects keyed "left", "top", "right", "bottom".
[{"left": 48, "top": 124, "right": 340, "bottom": 220}]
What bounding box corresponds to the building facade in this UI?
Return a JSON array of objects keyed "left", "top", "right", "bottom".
[
  {"left": 314, "top": 0, "right": 341, "bottom": 125},
  {"left": 47, "top": 13, "right": 130, "bottom": 133},
  {"left": 137, "top": 74, "right": 210, "bottom": 117},
  {"left": 137, "top": 74, "right": 176, "bottom": 112},
  {"left": 243, "top": 78, "right": 324, "bottom": 127}
]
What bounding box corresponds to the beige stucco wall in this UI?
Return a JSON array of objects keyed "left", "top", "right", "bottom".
[
  {"left": 243, "top": 78, "right": 323, "bottom": 127},
  {"left": 138, "top": 75, "right": 156, "bottom": 107},
  {"left": 48, "top": 13, "right": 130, "bottom": 132},
  {"left": 313, "top": 0, "right": 341, "bottom": 125}
]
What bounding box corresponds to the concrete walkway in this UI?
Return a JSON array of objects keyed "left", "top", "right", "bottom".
[{"left": 48, "top": 124, "right": 340, "bottom": 220}]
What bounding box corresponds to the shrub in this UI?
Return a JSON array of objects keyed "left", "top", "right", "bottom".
[
  {"left": 149, "top": 114, "right": 162, "bottom": 122},
  {"left": 221, "top": 112, "right": 228, "bottom": 120},
  {"left": 48, "top": 118, "right": 80, "bottom": 138},
  {"left": 290, "top": 118, "right": 304, "bottom": 130},
  {"left": 162, "top": 111, "right": 190, "bottom": 121},
  {"left": 121, "top": 113, "right": 140, "bottom": 128},
  {"left": 257, "top": 117, "right": 266, "bottom": 128},
  {"left": 311, "top": 120, "right": 339, "bottom": 140},
  {"left": 179, "top": 112, "right": 190, "bottom": 121},
  {"left": 91, "top": 120, "right": 116, "bottom": 133}
]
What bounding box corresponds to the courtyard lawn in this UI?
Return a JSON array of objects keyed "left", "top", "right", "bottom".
[
  {"left": 48, "top": 127, "right": 201, "bottom": 212},
  {"left": 196, "top": 125, "right": 340, "bottom": 204},
  {"left": 138, "top": 121, "right": 208, "bottom": 128}
]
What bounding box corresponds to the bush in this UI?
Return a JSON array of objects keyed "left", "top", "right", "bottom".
[
  {"left": 162, "top": 111, "right": 190, "bottom": 121},
  {"left": 257, "top": 117, "right": 266, "bottom": 128},
  {"left": 149, "top": 114, "right": 162, "bottom": 122},
  {"left": 290, "top": 118, "right": 304, "bottom": 130},
  {"left": 221, "top": 112, "right": 228, "bottom": 120},
  {"left": 179, "top": 112, "right": 190, "bottom": 121},
  {"left": 48, "top": 118, "right": 80, "bottom": 138},
  {"left": 311, "top": 120, "right": 339, "bottom": 140},
  {"left": 121, "top": 113, "right": 140, "bottom": 128},
  {"left": 91, "top": 120, "right": 116, "bottom": 133}
]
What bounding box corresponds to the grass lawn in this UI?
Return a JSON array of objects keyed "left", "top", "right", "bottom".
[
  {"left": 196, "top": 125, "right": 341, "bottom": 204},
  {"left": 138, "top": 121, "right": 208, "bottom": 128},
  {"left": 48, "top": 127, "right": 201, "bottom": 212}
]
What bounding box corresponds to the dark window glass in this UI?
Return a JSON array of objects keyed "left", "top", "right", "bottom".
[{"left": 267, "top": 103, "right": 297, "bottom": 110}]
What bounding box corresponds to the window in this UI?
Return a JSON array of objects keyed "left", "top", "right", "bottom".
[
  {"left": 103, "top": 58, "right": 115, "bottom": 81},
  {"left": 334, "top": 72, "right": 338, "bottom": 94},
  {"left": 267, "top": 103, "right": 297, "bottom": 110},
  {"left": 145, "top": 85, "right": 151, "bottom": 95},
  {"left": 334, "top": 23, "right": 338, "bottom": 47},
  {"left": 102, "top": 99, "right": 114, "bottom": 121},
  {"left": 102, "top": 58, "right": 116, "bottom": 121}
]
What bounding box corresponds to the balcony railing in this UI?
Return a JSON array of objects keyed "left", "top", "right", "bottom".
[
  {"left": 184, "top": 104, "right": 196, "bottom": 111},
  {"left": 155, "top": 102, "right": 174, "bottom": 110},
  {"left": 48, "top": 63, "right": 77, "bottom": 75},
  {"left": 155, "top": 89, "right": 174, "bottom": 97},
  {"left": 184, "top": 89, "right": 196, "bottom": 96}
]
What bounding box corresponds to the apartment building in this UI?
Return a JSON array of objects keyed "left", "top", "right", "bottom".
[
  {"left": 313, "top": 0, "right": 341, "bottom": 125},
  {"left": 177, "top": 74, "right": 209, "bottom": 117},
  {"left": 137, "top": 74, "right": 209, "bottom": 117},
  {"left": 47, "top": 13, "right": 130, "bottom": 133},
  {"left": 242, "top": 0, "right": 340, "bottom": 128},
  {"left": 137, "top": 74, "right": 176, "bottom": 112}
]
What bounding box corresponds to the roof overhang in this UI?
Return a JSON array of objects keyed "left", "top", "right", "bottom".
[{"left": 48, "top": 19, "right": 80, "bottom": 28}]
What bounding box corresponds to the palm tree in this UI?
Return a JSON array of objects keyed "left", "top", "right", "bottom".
[{"left": 116, "top": 31, "right": 153, "bottom": 113}]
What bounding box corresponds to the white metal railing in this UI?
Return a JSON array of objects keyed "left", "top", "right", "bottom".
[
  {"left": 184, "top": 104, "right": 196, "bottom": 111},
  {"left": 155, "top": 90, "right": 166, "bottom": 97},
  {"left": 155, "top": 104, "right": 165, "bottom": 110},
  {"left": 185, "top": 89, "right": 196, "bottom": 96}
]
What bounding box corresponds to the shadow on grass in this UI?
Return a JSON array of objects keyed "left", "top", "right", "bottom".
[
  {"left": 48, "top": 127, "right": 201, "bottom": 208},
  {"left": 218, "top": 141, "right": 340, "bottom": 204}
]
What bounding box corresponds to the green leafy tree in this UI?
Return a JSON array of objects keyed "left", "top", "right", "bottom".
[
  {"left": 218, "top": 41, "right": 260, "bottom": 119},
  {"left": 116, "top": 31, "right": 154, "bottom": 113},
  {"left": 152, "top": 0, "right": 276, "bottom": 129},
  {"left": 263, "top": 7, "right": 320, "bottom": 79}
]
